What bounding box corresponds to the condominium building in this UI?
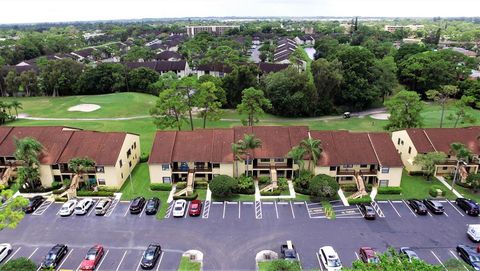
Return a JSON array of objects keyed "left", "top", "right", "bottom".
[{"left": 186, "top": 25, "right": 240, "bottom": 37}]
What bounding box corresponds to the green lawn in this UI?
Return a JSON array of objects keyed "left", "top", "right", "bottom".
[
  {"left": 257, "top": 260, "right": 302, "bottom": 271},
  {"left": 119, "top": 162, "right": 171, "bottom": 219},
  {"left": 177, "top": 256, "right": 201, "bottom": 271},
  {"left": 453, "top": 184, "right": 480, "bottom": 202},
  {"left": 375, "top": 171, "right": 457, "bottom": 201}
]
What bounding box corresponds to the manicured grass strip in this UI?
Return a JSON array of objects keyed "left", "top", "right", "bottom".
[
  {"left": 322, "top": 201, "right": 335, "bottom": 220},
  {"left": 453, "top": 184, "right": 480, "bottom": 202},
  {"left": 258, "top": 260, "right": 302, "bottom": 271},
  {"left": 177, "top": 256, "right": 201, "bottom": 271}
]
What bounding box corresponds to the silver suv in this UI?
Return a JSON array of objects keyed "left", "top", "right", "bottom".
[{"left": 95, "top": 198, "right": 112, "bottom": 216}]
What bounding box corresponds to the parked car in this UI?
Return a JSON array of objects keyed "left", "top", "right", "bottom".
[
  {"left": 407, "top": 199, "right": 428, "bottom": 215},
  {"left": 23, "top": 196, "right": 45, "bottom": 213},
  {"left": 280, "top": 240, "right": 297, "bottom": 261},
  {"left": 74, "top": 198, "right": 94, "bottom": 215},
  {"left": 319, "top": 246, "right": 342, "bottom": 271},
  {"left": 467, "top": 225, "right": 480, "bottom": 242},
  {"left": 457, "top": 245, "right": 480, "bottom": 270},
  {"left": 399, "top": 247, "right": 420, "bottom": 262},
  {"left": 40, "top": 244, "right": 68, "bottom": 269},
  {"left": 172, "top": 200, "right": 187, "bottom": 218},
  {"left": 0, "top": 243, "right": 12, "bottom": 263},
  {"left": 59, "top": 199, "right": 78, "bottom": 217},
  {"left": 95, "top": 198, "right": 112, "bottom": 216},
  {"left": 423, "top": 199, "right": 444, "bottom": 214},
  {"left": 358, "top": 204, "right": 376, "bottom": 220},
  {"left": 140, "top": 244, "right": 162, "bottom": 269},
  {"left": 145, "top": 198, "right": 160, "bottom": 215},
  {"left": 188, "top": 200, "right": 202, "bottom": 216},
  {"left": 359, "top": 247, "right": 379, "bottom": 264},
  {"left": 456, "top": 198, "right": 480, "bottom": 216},
  {"left": 130, "top": 197, "right": 146, "bottom": 214},
  {"left": 80, "top": 245, "right": 104, "bottom": 271}
]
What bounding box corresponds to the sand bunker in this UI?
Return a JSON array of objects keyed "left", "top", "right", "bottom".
[
  {"left": 370, "top": 113, "right": 390, "bottom": 120},
  {"left": 68, "top": 104, "right": 101, "bottom": 112}
]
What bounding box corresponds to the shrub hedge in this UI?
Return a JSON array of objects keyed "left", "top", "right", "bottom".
[
  {"left": 176, "top": 182, "right": 187, "bottom": 189},
  {"left": 54, "top": 197, "right": 68, "bottom": 203},
  {"left": 260, "top": 189, "right": 282, "bottom": 196},
  {"left": 348, "top": 196, "right": 372, "bottom": 205},
  {"left": 195, "top": 181, "right": 208, "bottom": 189},
  {"left": 233, "top": 187, "right": 255, "bottom": 194},
  {"left": 140, "top": 153, "right": 149, "bottom": 163},
  {"left": 77, "top": 191, "right": 115, "bottom": 197},
  {"left": 429, "top": 185, "right": 446, "bottom": 197},
  {"left": 98, "top": 186, "right": 119, "bottom": 192},
  {"left": 377, "top": 187, "right": 402, "bottom": 195},
  {"left": 150, "top": 183, "right": 173, "bottom": 191},
  {"left": 173, "top": 192, "right": 198, "bottom": 201}
]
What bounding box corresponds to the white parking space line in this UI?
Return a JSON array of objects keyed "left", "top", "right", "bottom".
[
  {"left": 449, "top": 250, "right": 469, "bottom": 271},
  {"left": 5, "top": 247, "right": 21, "bottom": 263},
  {"left": 402, "top": 200, "right": 417, "bottom": 217},
  {"left": 96, "top": 249, "right": 109, "bottom": 271},
  {"left": 389, "top": 201, "right": 402, "bottom": 217},
  {"left": 105, "top": 199, "right": 119, "bottom": 217},
  {"left": 115, "top": 250, "right": 128, "bottom": 271},
  {"left": 447, "top": 200, "right": 465, "bottom": 217},
  {"left": 28, "top": 247, "right": 38, "bottom": 259},
  {"left": 431, "top": 251, "right": 447, "bottom": 270},
  {"left": 305, "top": 201, "right": 312, "bottom": 219},
  {"left": 238, "top": 202, "right": 241, "bottom": 219},
  {"left": 242, "top": 202, "right": 253, "bottom": 205},
  {"left": 202, "top": 201, "right": 211, "bottom": 219},
  {"left": 212, "top": 201, "right": 223, "bottom": 205},
  {"left": 278, "top": 202, "right": 288, "bottom": 205},
  {"left": 227, "top": 201, "right": 238, "bottom": 204},
  {"left": 316, "top": 253, "right": 324, "bottom": 271},
  {"left": 293, "top": 202, "right": 304, "bottom": 205},
  {"left": 87, "top": 202, "right": 96, "bottom": 216},
  {"left": 222, "top": 201, "right": 226, "bottom": 219},
  {"left": 33, "top": 200, "right": 54, "bottom": 216},
  {"left": 139, "top": 203, "right": 147, "bottom": 218},
  {"left": 443, "top": 211, "right": 449, "bottom": 217},
  {"left": 356, "top": 204, "right": 364, "bottom": 218},
  {"left": 184, "top": 201, "right": 190, "bottom": 219},
  {"left": 427, "top": 210, "right": 433, "bottom": 217},
  {"left": 156, "top": 251, "right": 164, "bottom": 271},
  {"left": 274, "top": 201, "right": 279, "bottom": 219},
  {"left": 135, "top": 253, "right": 143, "bottom": 271},
  {"left": 290, "top": 201, "right": 295, "bottom": 219},
  {"left": 57, "top": 248, "right": 74, "bottom": 270},
  {"left": 124, "top": 203, "right": 131, "bottom": 217},
  {"left": 263, "top": 202, "right": 273, "bottom": 205}
]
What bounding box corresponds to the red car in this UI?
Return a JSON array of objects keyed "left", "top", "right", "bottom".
[
  {"left": 188, "top": 200, "right": 202, "bottom": 216},
  {"left": 80, "top": 245, "right": 104, "bottom": 270},
  {"left": 359, "top": 247, "right": 380, "bottom": 264}
]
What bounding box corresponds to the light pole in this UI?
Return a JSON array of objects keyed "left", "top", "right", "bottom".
[{"left": 451, "top": 159, "right": 467, "bottom": 191}]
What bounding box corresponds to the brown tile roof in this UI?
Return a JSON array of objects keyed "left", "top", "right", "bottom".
[
  {"left": 311, "top": 131, "right": 402, "bottom": 167},
  {"left": 56, "top": 131, "right": 127, "bottom": 166},
  {"left": 406, "top": 127, "right": 480, "bottom": 155},
  {"left": 0, "top": 126, "right": 133, "bottom": 166},
  {"left": 155, "top": 51, "right": 183, "bottom": 61},
  {"left": 257, "top": 63, "right": 289, "bottom": 74},
  {"left": 149, "top": 126, "right": 309, "bottom": 164},
  {"left": 196, "top": 63, "right": 233, "bottom": 73}
]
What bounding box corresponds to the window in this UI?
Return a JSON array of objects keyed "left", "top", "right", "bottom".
[
  {"left": 442, "top": 167, "right": 448, "bottom": 170},
  {"left": 379, "top": 180, "right": 389, "bottom": 187},
  {"left": 129, "top": 161, "right": 132, "bottom": 168},
  {"left": 397, "top": 138, "right": 401, "bottom": 145},
  {"left": 98, "top": 179, "right": 106, "bottom": 185},
  {"left": 260, "top": 158, "right": 270, "bottom": 163},
  {"left": 360, "top": 164, "right": 368, "bottom": 168},
  {"left": 162, "top": 164, "right": 170, "bottom": 171},
  {"left": 329, "top": 166, "right": 336, "bottom": 171},
  {"left": 96, "top": 166, "right": 105, "bottom": 173},
  {"left": 133, "top": 142, "right": 137, "bottom": 149},
  {"left": 274, "top": 158, "right": 285, "bottom": 163},
  {"left": 401, "top": 140, "right": 404, "bottom": 145},
  {"left": 52, "top": 164, "right": 59, "bottom": 170},
  {"left": 163, "top": 177, "right": 171, "bottom": 183},
  {"left": 121, "top": 173, "right": 124, "bottom": 179},
  {"left": 127, "top": 149, "right": 131, "bottom": 158},
  {"left": 343, "top": 165, "right": 353, "bottom": 168},
  {"left": 212, "top": 163, "right": 220, "bottom": 168},
  {"left": 119, "top": 159, "right": 123, "bottom": 167},
  {"left": 381, "top": 167, "right": 390, "bottom": 173},
  {"left": 408, "top": 147, "right": 412, "bottom": 154}
]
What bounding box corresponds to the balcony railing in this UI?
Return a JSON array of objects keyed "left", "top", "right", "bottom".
[
  {"left": 336, "top": 170, "right": 356, "bottom": 176},
  {"left": 172, "top": 167, "right": 212, "bottom": 172},
  {"left": 358, "top": 169, "right": 378, "bottom": 175}
]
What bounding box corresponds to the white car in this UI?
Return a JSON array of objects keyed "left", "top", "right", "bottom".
[
  {"left": 0, "top": 243, "right": 12, "bottom": 263},
  {"left": 468, "top": 224, "right": 480, "bottom": 242},
  {"left": 319, "top": 246, "right": 342, "bottom": 271},
  {"left": 74, "top": 198, "right": 94, "bottom": 215},
  {"left": 172, "top": 200, "right": 187, "bottom": 217},
  {"left": 59, "top": 199, "right": 78, "bottom": 217}
]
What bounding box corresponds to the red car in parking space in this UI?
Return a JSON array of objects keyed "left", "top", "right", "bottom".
[
  {"left": 188, "top": 200, "right": 202, "bottom": 216},
  {"left": 359, "top": 247, "right": 380, "bottom": 264},
  {"left": 80, "top": 245, "right": 104, "bottom": 270}
]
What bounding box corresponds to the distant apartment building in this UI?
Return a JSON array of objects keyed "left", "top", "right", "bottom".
[
  {"left": 384, "top": 24, "right": 424, "bottom": 33},
  {"left": 186, "top": 25, "right": 240, "bottom": 37}
]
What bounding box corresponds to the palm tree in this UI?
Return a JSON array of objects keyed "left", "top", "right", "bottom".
[
  {"left": 68, "top": 157, "right": 96, "bottom": 190},
  {"left": 14, "top": 137, "right": 43, "bottom": 188},
  {"left": 231, "top": 143, "right": 245, "bottom": 178},
  {"left": 237, "top": 134, "right": 262, "bottom": 177},
  {"left": 450, "top": 142, "right": 472, "bottom": 163},
  {"left": 300, "top": 138, "right": 322, "bottom": 172},
  {"left": 287, "top": 146, "right": 306, "bottom": 178},
  {"left": 10, "top": 101, "right": 22, "bottom": 117}
]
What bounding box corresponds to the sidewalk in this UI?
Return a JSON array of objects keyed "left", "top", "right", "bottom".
[
  {"left": 436, "top": 176, "right": 463, "bottom": 198},
  {"left": 338, "top": 189, "right": 349, "bottom": 206}
]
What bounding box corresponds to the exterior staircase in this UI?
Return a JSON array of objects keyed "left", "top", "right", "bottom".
[
  {"left": 459, "top": 166, "right": 469, "bottom": 182},
  {"left": 66, "top": 174, "right": 81, "bottom": 200},
  {"left": 176, "top": 170, "right": 195, "bottom": 197},
  {"left": 270, "top": 168, "right": 278, "bottom": 189},
  {"left": 260, "top": 184, "right": 274, "bottom": 193},
  {"left": 174, "top": 188, "right": 188, "bottom": 197},
  {"left": 347, "top": 172, "right": 368, "bottom": 200},
  {"left": 0, "top": 166, "right": 16, "bottom": 186}
]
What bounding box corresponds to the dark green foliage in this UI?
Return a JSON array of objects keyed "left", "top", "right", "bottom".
[
  {"left": 150, "top": 183, "right": 173, "bottom": 191},
  {"left": 76, "top": 63, "right": 126, "bottom": 94},
  {"left": 0, "top": 257, "right": 37, "bottom": 271},
  {"left": 209, "top": 175, "right": 238, "bottom": 198},
  {"left": 127, "top": 67, "right": 159, "bottom": 94},
  {"left": 308, "top": 174, "right": 339, "bottom": 199},
  {"left": 222, "top": 65, "right": 259, "bottom": 107},
  {"left": 347, "top": 196, "right": 372, "bottom": 205},
  {"left": 428, "top": 185, "right": 447, "bottom": 197},
  {"left": 377, "top": 187, "right": 402, "bottom": 195}
]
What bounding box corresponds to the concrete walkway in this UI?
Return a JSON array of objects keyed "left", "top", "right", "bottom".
[
  {"left": 206, "top": 185, "right": 212, "bottom": 202},
  {"left": 370, "top": 186, "right": 378, "bottom": 201},
  {"left": 254, "top": 180, "right": 261, "bottom": 201},
  {"left": 338, "top": 189, "right": 349, "bottom": 206},
  {"left": 167, "top": 184, "right": 177, "bottom": 203},
  {"left": 436, "top": 176, "right": 463, "bottom": 198},
  {"left": 259, "top": 180, "right": 296, "bottom": 200}
]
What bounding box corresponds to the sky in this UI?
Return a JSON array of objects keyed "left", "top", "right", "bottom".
[{"left": 1, "top": 0, "right": 480, "bottom": 24}]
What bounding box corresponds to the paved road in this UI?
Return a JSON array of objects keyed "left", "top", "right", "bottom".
[{"left": 0, "top": 199, "right": 475, "bottom": 270}]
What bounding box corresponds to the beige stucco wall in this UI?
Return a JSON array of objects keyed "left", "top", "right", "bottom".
[
  {"left": 391, "top": 130, "right": 423, "bottom": 172},
  {"left": 149, "top": 164, "right": 172, "bottom": 183},
  {"left": 216, "top": 163, "right": 234, "bottom": 177},
  {"left": 314, "top": 166, "right": 333, "bottom": 176},
  {"left": 377, "top": 167, "right": 403, "bottom": 187},
  {"left": 39, "top": 164, "right": 54, "bottom": 187}
]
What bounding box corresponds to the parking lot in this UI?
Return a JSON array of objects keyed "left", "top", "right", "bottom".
[{"left": 1, "top": 198, "right": 479, "bottom": 270}]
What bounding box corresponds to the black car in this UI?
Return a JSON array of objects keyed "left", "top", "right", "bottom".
[
  {"left": 456, "top": 198, "right": 480, "bottom": 216},
  {"left": 130, "top": 197, "right": 146, "bottom": 214},
  {"left": 140, "top": 244, "right": 162, "bottom": 269},
  {"left": 423, "top": 199, "right": 444, "bottom": 214},
  {"left": 358, "top": 204, "right": 376, "bottom": 220},
  {"left": 407, "top": 199, "right": 428, "bottom": 215},
  {"left": 280, "top": 241, "right": 297, "bottom": 261},
  {"left": 457, "top": 245, "right": 480, "bottom": 270},
  {"left": 145, "top": 198, "right": 160, "bottom": 215},
  {"left": 23, "top": 196, "right": 45, "bottom": 214},
  {"left": 40, "top": 244, "right": 68, "bottom": 269}
]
